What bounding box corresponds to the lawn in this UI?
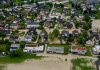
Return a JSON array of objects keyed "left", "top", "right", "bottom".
[
  {"left": 0, "top": 53, "right": 42, "bottom": 64},
  {"left": 63, "top": 2, "right": 71, "bottom": 9},
  {"left": 71, "top": 58, "right": 96, "bottom": 70},
  {"left": 0, "top": 65, "right": 4, "bottom": 70},
  {"left": 85, "top": 46, "right": 92, "bottom": 56},
  {"left": 95, "top": 5, "right": 100, "bottom": 19},
  {"left": 53, "top": 8, "right": 63, "bottom": 13},
  {"left": 48, "top": 44, "right": 70, "bottom": 54}
]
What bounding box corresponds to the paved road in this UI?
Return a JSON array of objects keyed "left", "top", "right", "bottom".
[{"left": 38, "top": 0, "right": 69, "bottom": 4}]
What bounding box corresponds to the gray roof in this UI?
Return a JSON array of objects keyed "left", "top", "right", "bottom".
[
  {"left": 10, "top": 44, "right": 20, "bottom": 48},
  {"left": 25, "top": 19, "right": 39, "bottom": 25},
  {"left": 25, "top": 35, "right": 32, "bottom": 39},
  {"left": 47, "top": 47, "right": 64, "bottom": 54}
]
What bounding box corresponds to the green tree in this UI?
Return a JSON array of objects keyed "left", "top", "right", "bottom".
[
  {"left": 49, "top": 32, "right": 55, "bottom": 41},
  {"left": 83, "top": 14, "right": 91, "bottom": 22},
  {"left": 9, "top": 49, "right": 22, "bottom": 57},
  {"left": 82, "top": 31, "right": 88, "bottom": 38},
  {"left": 53, "top": 29, "right": 60, "bottom": 37},
  {"left": 19, "top": 20, "right": 26, "bottom": 29},
  {"left": 82, "top": 22, "right": 92, "bottom": 31},
  {"left": 76, "top": 36, "right": 85, "bottom": 45},
  {"left": 12, "top": 30, "right": 19, "bottom": 35},
  {"left": 0, "top": 31, "right": 6, "bottom": 41},
  {"left": 20, "top": 41, "right": 26, "bottom": 50}
]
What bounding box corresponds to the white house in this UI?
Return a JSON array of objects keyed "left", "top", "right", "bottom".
[
  {"left": 86, "top": 40, "right": 94, "bottom": 45},
  {"left": 23, "top": 44, "right": 44, "bottom": 53},
  {"left": 25, "top": 19, "right": 39, "bottom": 28},
  {"left": 47, "top": 47, "right": 64, "bottom": 54},
  {"left": 92, "top": 45, "right": 100, "bottom": 55},
  {"left": 10, "top": 44, "right": 20, "bottom": 51},
  {"left": 24, "top": 35, "right": 32, "bottom": 42},
  {"left": 71, "top": 47, "right": 87, "bottom": 54}
]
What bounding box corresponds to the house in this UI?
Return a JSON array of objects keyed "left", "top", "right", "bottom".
[
  {"left": 10, "top": 18, "right": 20, "bottom": 29},
  {"left": 23, "top": 44, "right": 44, "bottom": 53},
  {"left": 40, "top": 31, "right": 48, "bottom": 43},
  {"left": 72, "top": 30, "right": 79, "bottom": 36},
  {"left": 49, "top": 12, "right": 61, "bottom": 19},
  {"left": 44, "top": 20, "right": 52, "bottom": 27},
  {"left": 4, "top": 30, "right": 12, "bottom": 36},
  {"left": 95, "top": 61, "right": 100, "bottom": 70},
  {"left": 10, "top": 44, "right": 20, "bottom": 51},
  {"left": 25, "top": 19, "right": 39, "bottom": 28},
  {"left": 89, "top": 30, "right": 98, "bottom": 36},
  {"left": 47, "top": 47, "right": 64, "bottom": 54},
  {"left": 63, "top": 20, "right": 73, "bottom": 29},
  {"left": 70, "top": 47, "right": 87, "bottom": 54},
  {"left": 9, "top": 35, "right": 19, "bottom": 42},
  {"left": 60, "top": 30, "right": 69, "bottom": 40},
  {"left": 85, "top": 37, "right": 94, "bottom": 45},
  {"left": 10, "top": 23, "right": 18, "bottom": 29},
  {"left": 24, "top": 35, "right": 32, "bottom": 42},
  {"left": 92, "top": 45, "right": 100, "bottom": 55}
]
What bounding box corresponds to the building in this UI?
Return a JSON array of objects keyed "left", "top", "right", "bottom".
[
  {"left": 10, "top": 44, "right": 20, "bottom": 51},
  {"left": 92, "top": 45, "right": 100, "bottom": 55},
  {"left": 85, "top": 37, "right": 94, "bottom": 45},
  {"left": 9, "top": 35, "right": 19, "bottom": 42},
  {"left": 47, "top": 47, "right": 64, "bottom": 54},
  {"left": 95, "top": 61, "right": 100, "bottom": 70},
  {"left": 24, "top": 35, "right": 32, "bottom": 42},
  {"left": 71, "top": 47, "right": 87, "bottom": 54},
  {"left": 25, "top": 19, "right": 39, "bottom": 28},
  {"left": 23, "top": 44, "right": 44, "bottom": 53}
]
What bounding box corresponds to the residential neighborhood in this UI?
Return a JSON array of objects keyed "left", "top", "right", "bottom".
[{"left": 0, "top": 0, "right": 100, "bottom": 70}]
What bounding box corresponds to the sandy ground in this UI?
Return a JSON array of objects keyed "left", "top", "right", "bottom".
[
  {"left": 5, "top": 56, "right": 67, "bottom": 70},
  {"left": 4, "top": 54, "right": 93, "bottom": 70},
  {"left": 92, "top": 19, "right": 100, "bottom": 30}
]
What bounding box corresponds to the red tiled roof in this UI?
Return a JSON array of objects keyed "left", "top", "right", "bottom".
[
  {"left": 72, "top": 47, "right": 86, "bottom": 51},
  {"left": 26, "top": 44, "right": 37, "bottom": 47}
]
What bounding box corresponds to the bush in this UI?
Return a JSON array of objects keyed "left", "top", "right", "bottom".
[{"left": 9, "top": 49, "right": 22, "bottom": 57}]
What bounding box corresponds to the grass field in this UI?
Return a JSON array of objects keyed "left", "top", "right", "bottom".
[
  {"left": 0, "top": 53, "right": 42, "bottom": 64},
  {"left": 0, "top": 65, "right": 4, "bottom": 70},
  {"left": 71, "top": 58, "right": 96, "bottom": 70}
]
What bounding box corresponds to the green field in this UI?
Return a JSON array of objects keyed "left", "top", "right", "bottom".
[
  {"left": 0, "top": 65, "right": 4, "bottom": 70},
  {"left": 0, "top": 53, "right": 42, "bottom": 64},
  {"left": 71, "top": 58, "right": 96, "bottom": 70}
]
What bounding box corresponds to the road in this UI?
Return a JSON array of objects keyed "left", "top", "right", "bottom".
[{"left": 38, "top": 0, "right": 69, "bottom": 4}]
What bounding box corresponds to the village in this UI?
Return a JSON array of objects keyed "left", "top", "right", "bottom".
[{"left": 0, "top": 0, "right": 100, "bottom": 70}]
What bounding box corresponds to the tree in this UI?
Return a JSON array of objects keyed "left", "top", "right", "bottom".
[
  {"left": 49, "top": 32, "right": 55, "bottom": 41},
  {"left": 67, "top": 34, "right": 74, "bottom": 43},
  {"left": 19, "top": 20, "right": 26, "bottom": 29},
  {"left": 82, "top": 22, "right": 92, "bottom": 31},
  {"left": 0, "top": 31, "right": 6, "bottom": 41},
  {"left": 12, "top": 30, "right": 19, "bottom": 35},
  {"left": 20, "top": 41, "right": 26, "bottom": 50},
  {"left": 9, "top": 49, "right": 22, "bottom": 57},
  {"left": 73, "top": 20, "right": 80, "bottom": 29},
  {"left": 53, "top": 29, "right": 60, "bottom": 37},
  {"left": 76, "top": 36, "right": 85, "bottom": 45},
  {"left": 83, "top": 14, "right": 91, "bottom": 22},
  {"left": 82, "top": 31, "right": 88, "bottom": 38}
]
